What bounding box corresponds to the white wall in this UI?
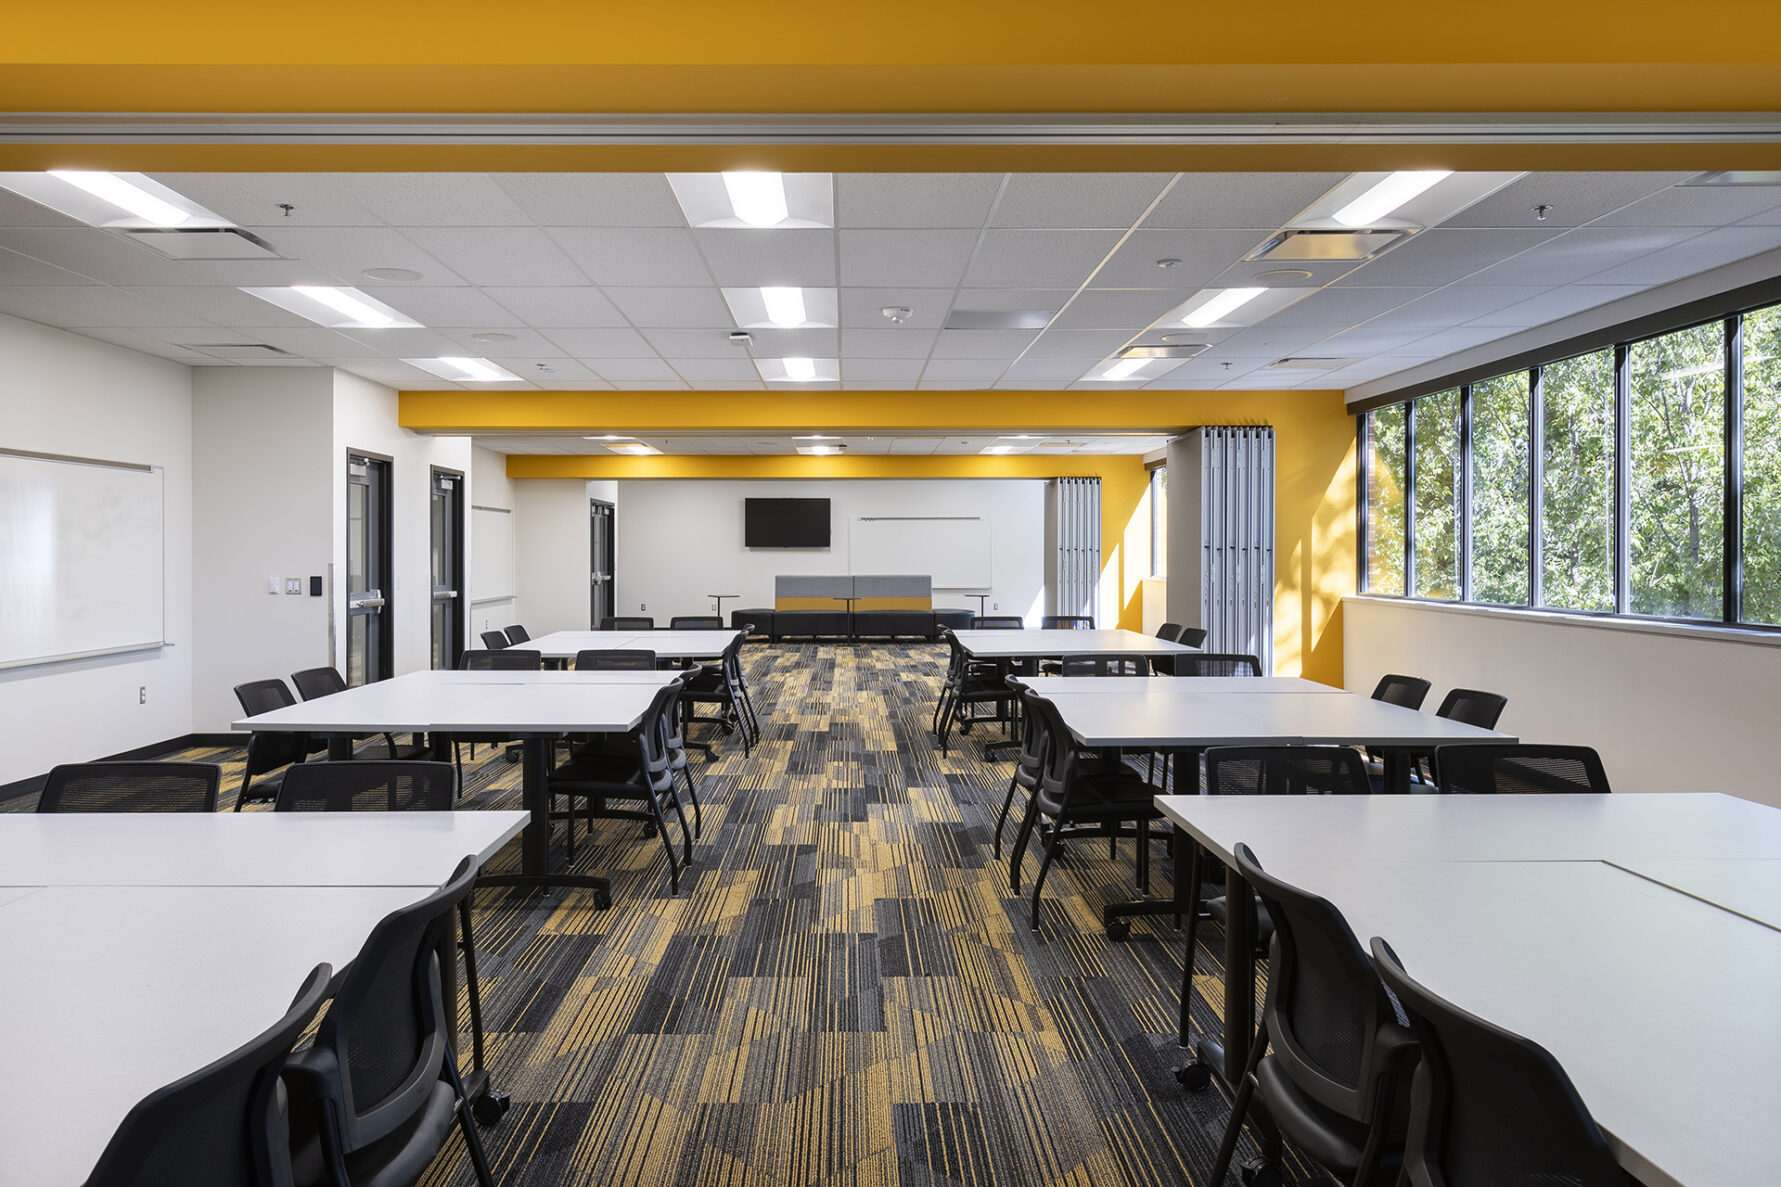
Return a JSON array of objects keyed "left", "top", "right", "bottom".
[
  {"left": 468, "top": 446, "right": 519, "bottom": 639},
  {"left": 0, "top": 314, "right": 195, "bottom": 783},
  {"left": 515, "top": 479, "right": 594, "bottom": 634},
  {"left": 1343, "top": 596, "right": 1781, "bottom": 805},
  {"left": 610, "top": 478, "right": 1046, "bottom": 623}
]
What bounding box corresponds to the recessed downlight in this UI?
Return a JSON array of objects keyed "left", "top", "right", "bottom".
[
  {"left": 1253, "top": 269, "right": 1316, "bottom": 281},
  {"left": 362, "top": 267, "right": 424, "bottom": 282},
  {"left": 470, "top": 332, "right": 519, "bottom": 343}
]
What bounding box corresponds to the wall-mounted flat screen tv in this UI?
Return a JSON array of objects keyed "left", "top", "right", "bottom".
[{"left": 745, "top": 497, "right": 830, "bottom": 548}]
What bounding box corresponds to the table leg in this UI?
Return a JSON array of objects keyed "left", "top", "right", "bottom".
[
  {"left": 1382, "top": 749, "right": 1412, "bottom": 795},
  {"left": 472, "top": 735, "right": 613, "bottom": 904},
  {"left": 1101, "top": 823, "right": 1190, "bottom": 939},
  {"left": 326, "top": 734, "right": 354, "bottom": 760},
  {"left": 1194, "top": 860, "right": 1255, "bottom": 1086}
]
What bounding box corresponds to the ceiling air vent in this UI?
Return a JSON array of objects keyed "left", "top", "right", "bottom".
[
  {"left": 944, "top": 309, "right": 1053, "bottom": 330},
  {"left": 1247, "top": 228, "right": 1410, "bottom": 262},
  {"left": 1268, "top": 357, "right": 1350, "bottom": 370},
  {"left": 183, "top": 343, "right": 295, "bottom": 360},
  {"left": 1118, "top": 343, "right": 1209, "bottom": 360},
  {"left": 126, "top": 227, "right": 279, "bottom": 260}
]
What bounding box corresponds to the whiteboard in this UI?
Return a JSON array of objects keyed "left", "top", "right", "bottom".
[
  {"left": 470, "top": 505, "right": 516, "bottom": 603},
  {"left": 0, "top": 450, "right": 165, "bottom": 669},
  {"left": 849, "top": 517, "right": 991, "bottom": 590}
]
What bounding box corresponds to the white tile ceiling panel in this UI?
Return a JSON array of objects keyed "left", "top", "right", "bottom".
[
  {"left": 400, "top": 227, "right": 588, "bottom": 287},
  {"left": 612, "top": 379, "right": 695, "bottom": 390},
  {"left": 1591, "top": 184, "right": 1781, "bottom": 228},
  {"left": 888, "top": 438, "right": 940, "bottom": 453},
  {"left": 1206, "top": 256, "right": 1367, "bottom": 290},
  {"left": 961, "top": 229, "right": 1123, "bottom": 288},
  {"left": 1584, "top": 225, "right": 1781, "bottom": 286},
  {"left": 838, "top": 287, "right": 954, "bottom": 329},
  {"left": 918, "top": 380, "right": 997, "bottom": 390},
  {"left": 1407, "top": 325, "right": 1522, "bottom": 357},
  {"left": 921, "top": 359, "right": 1011, "bottom": 381},
  {"left": 534, "top": 326, "right": 654, "bottom": 357},
  {"left": 488, "top": 173, "right": 687, "bottom": 227},
  {"left": 254, "top": 326, "right": 391, "bottom": 358},
  {"left": 1019, "top": 329, "right": 1137, "bottom": 359},
  {"left": 0, "top": 285, "right": 194, "bottom": 328},
  {"left": 691, "top": 229, "right": 836, "bottom": 287},
  {"left": 149, "top": 174, "right": 382, "bottom": 227},
  {"left": 0, "top": 245, "right": 90, "bottom": 286},
  {"left": 1442, "top": 173, "right": 1686, "bottom": 229},
  {"left": 1344, "top": 229, "right": 1563, "bottom": 286},
  {"left": 1367, "top": 285, "right": 1552, "bottom": 330},
  {"left": 837, "top": 230, "right": 979, "bottom": 287},
  {"left": 166, "top": 257, "right": 332, "bottom": 288},
  {"left": 1313, "top": 327, "right": 1444, "bottom": 356},
  {"left": 1256, "top": 286, "right": 1432, "bottom": 329},
  {"left": 357, "top": 285, "right": 526, "bottom": 328},
  {"left": 835, "top": 174, "right": 1003, "bottom": 229},
  {"left": 1204, "top": 325, "right": 1351, "bottom": 358},
  {"left": 499, "top": 358, "right": 601, "bottom": 383},
  {"left": 0, "top": 187, "right": 85, "bottom": 229},
  {"left": 1467, "top": 284, "right": 1646, "bottom": 328},
  {"left": 548, "top": 227, "right": 713, "bottom": 286},
  {"left": 637, "top": 327, "right": 748, "bottom": 358},
  {"left": 0, "top": 229, "right": 223, "bottom": 287},
  {"left": 736, "top": 327, "right": 840, "bottom": 356},
  {"left": 435, "top": 328, "right": 572, "bottom": 358},
  {"left": 950, "top": 288, "right": 1075, "bottom": 313},
  {"left": 1737, "top": 202, "right": 1781, "bottom": 226},
  {"left": 75, "top": 327, "right": 214, "bottom": 361},
  {"left": 1145, "top": 358, "right": 1271, "bottom": 386},
  {"left": 837, "top": 328, "right": 939, "bottom": 358},
  {"left": 240, "top": 226, "right": 467, "bottom": 286},
  {"left": 1087, "top": 228, "right": 1274, "bottom": 289},
  {"left": 337, "top": 359, "right": 456, "bottom": 385},
  {"left": 1000, "top": 358, "right": 1102, "bottom": 382},
  {"left": 486, "top": 285, "right": 629, "bottom": 328},
  {"left": 1049, "top": 288, "right": 1204, "bottom": 331},
  {"left": 590, "top": 358, "right": 680, "bottom": 381},
  {"left": 329, "top": 327, "right": 472, "bottom": 357},
  {"left": 840, "top": 358, "right": 926, "bottom": 381},
  {"left": 1463, "top": 226, "right": 1704, "bottom": 287},
  {"left": 605, "top": 286, "right": 734, "bottom": 327},
  {"left": 929, "top": 328, "right": 1040, "bottom": 359},
  {"left": 988, "top": 174, "right": 1173, "bottom": 228},
  {"left": 535, "top": 376, "right": 620, "bottom": 390},
  {"left": 668, "top": 357, "right": 765, "bottom": 381},
  {"left": 326, "top": 174, "right": 534, "bottom": 227},
  {"left": 1143, "top": 173, "right": 1348, "bottom": 228}
]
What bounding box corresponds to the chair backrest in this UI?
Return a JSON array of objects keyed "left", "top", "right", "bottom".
[
  {"left": 1433, "top": 745, "right": 1610, "bottom": 795},
  {"left": 303, "top": 856, "right": 477, "bottom": 1150},
  {"left": 1370, "top": 673, "right": 1432, "bottom": 710},
  {"left": 972, "top": 616, "right": 1025, "bottom": 630},
  {"left": 1233, "top": 843, "right": 1408, "bottom": 1123},
  {"left": 84, "top": 962, "right": 330, "bottom": 1187},
  {"left": 1173, "top": 653, "right": 1262, "bottom": 677},
  {"left": 669, "top": 615, "right": 723, "bottom": 629},
  {"left": 637, "top": 679, "right": 685, "bottom": 781},
  {"left": 1024, "top": 693, "right": 1082, "bottom": 818},
  {"left": 502, "top": 623, "right": 530, "bottom": 644},
  {"left": 1176, "top": 626, "right": 1209, "bottom": 648},
  {"left": 1204, "top": 747, "right": 1371, "bottom": 797},
  {"left": 1058, "top": 654, "right": 1151, "bottom": 677},
  {"left": 273, "top": 760, "right": 456, "bottom": 812},
  {"left": 458, "top": 649, "right": 542, "bottom": 671},
  {"left": 1041, "top": 615, "right": 1094, "bottom": 629},
  {"left": 575, "top": 648, "right": 657, "bottom": 670},
  {"left": 1156, "top": 622, "right": 1186, "bottom": 642},
  {"left": 38, "top": 761, "right": 221, "bottom": 813},
  {"left": 1434, "top": 688, "right": 1508, "bottom": 730},
  {"left": 601, "top": 616, "right": 655, "bottom": 630},
  {"left": 478, "top": 630, "right": 510, "bottom": 650},
  {"left": 290, "top": 666, "right": 348, "bottom": 702},
  {"left": 1369, "top": 937, "right": 1625, "bottom": 1187},
  {"left": 233, "top": 679, "right": 312, "bottom": 773}
]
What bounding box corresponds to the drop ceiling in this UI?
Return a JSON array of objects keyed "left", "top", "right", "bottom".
[
  {"left": 478, "top": 433, "right": 1174, "bottom": 457},
  {"left": 2, "top": 170, "right": 1781, "bottom": 400}
]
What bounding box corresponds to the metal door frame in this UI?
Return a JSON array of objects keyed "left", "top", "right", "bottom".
[
  {"left": 430, "top": 465, "right": 465, "bottom": 670},
  {"left": 345, "top": 449, "right": 394, "bottom": 685},
  {"left": 589, "top": 498, "right": 615, "bottom": 628}
]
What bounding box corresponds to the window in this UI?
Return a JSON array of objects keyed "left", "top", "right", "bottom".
[
  {"left": 1412, "top": 388, "right": 1461, "bottom": 599},
  {"left": 1150, "top": 464, "right": 1168, "bottom": 578},
  {"left": 1744, "top": 305, "right": 1781, "bottom": 623},
  {"left": 1540, "top": 350, "right": 1615, "bottom": 612},
  {"left": 1470, "top": 371, "right": 1531, "bottom": 604},
  {"left": 1628, "top": 323, "right": 1724, "bottom": 619},
  {"left": 1366, "top": 403, "right": 1407, "bottom": 595}
]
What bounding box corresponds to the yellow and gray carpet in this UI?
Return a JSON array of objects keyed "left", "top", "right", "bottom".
[{"left": 37, "top": 643, "right": 1324, "bottom": 1185}]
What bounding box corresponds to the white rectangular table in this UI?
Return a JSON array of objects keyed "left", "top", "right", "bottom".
[
  {"left": 1013, "top": 675, "right": 1342, "bottom": 695},
  {"left": 1610, "top": 857, "right": 1781, "bottom": 931},
  {"left": 952, "top": 627, "right": 1198, "bottom": 659},
  {"left": 524, "top": 628, "right": 739, "bottom": 662}
]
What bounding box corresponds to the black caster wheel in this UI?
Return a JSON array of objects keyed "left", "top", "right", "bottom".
[
  {"left": 1175, "top": 1061, "right": 1212, "bottom": 1091},
  {"left": 504, "top": 751, "right": 520, "bottom": 764},
  {"left": 592, "top": 887, "right": 612, "bottom": 910},
  {"left": 1106, "top": 918, "right": 1131, "bottom": 941},
  {"left": 1239, "top": 1160, "right": 1282, "bottom": 1187},
  {"left": 472, "top": 1089, "right": 511, "bottom": 1125}
]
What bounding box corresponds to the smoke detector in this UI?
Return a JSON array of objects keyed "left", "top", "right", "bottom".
[
  {"left": 881, "top": 306, "right": 912, "bottom": 324},
  {"left": 728, "top": 331, "right": 753, "bottom": 346}
]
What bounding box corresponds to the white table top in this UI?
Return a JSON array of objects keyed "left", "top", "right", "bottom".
[
  {"left": 1046, "top": 686, "right": 1515, "bottom": 749},
  {"left": 525, "top": 628, "right": 738, "bottom": 660},
  {"left": 1013, "top": 675, "right": 1342, "bottom": 694},
  {"left": 0, "top": 884, "right": 431, "bottom": 1187},
  {"left": 233, "top": 669, "right": 674, "bottom": 734},
  {"left": 1246, "top": 856, "right": 1781, "bottom": 1187},
  {"left": 435, "top": 668, "right": 682, "bottom": 686},
  {"left": 952, "top": 628, "right": 1198, "bottom": 658},
  {"left": 0, "top": 811, "right": 528, "bottom": 888},
  {"left": 1611, "top": 858, "right": 1781, "bottom": 931},
  {"left": 1156, "top": 790, "right": 1781, "bottom": 864},
  {"left": 420, "top": 681, "right": 667, "bottom": 733}
]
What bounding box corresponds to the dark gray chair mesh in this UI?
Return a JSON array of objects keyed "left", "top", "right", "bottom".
[
  {"left": 478, "top": 630, "right": 510, "bottom": 650},
  {"left": 1370, "top": 938, "right": 1626, "bottom": 1187},
  {"left": 274, "top": 761, "right": 455, "bottom": 812},
  {"left": 83, "top": 964, "right": 330, "bottom": 1187},
  {"left": 1156, "top": 622, "right": 1185, "bottom": 642},
  {"left": 1435, "top": 745, "right": 1610, "bottom": 795},
  {"left": 502, "top": 624, "right": 530, "bottom": 644},
  {"left": 669, "top": 616, "right": 723, "bottom": 628},
  {"left": 971, "top": 616, "right": 1025, "bottom": 629},
  {"left": 601, "top": 616, "right": 655, "bottom": 630},
  {"left": 1057, "top": 654, "right": 1151, "bottom": 677},
  {"left": 1204, "top": 747, "right": 1371, "bottom": 797},
  {"left": 576, "top": 649, "right": 658, "bottom": 670},
  {"left": 1174, "top": 653, "right": 1261, "bottom": 677},
  {"left": 459, "top": 649, "right": 541, "bottom": 671},
  {"left": 234, "top": 678, "right": 317, "bottom": 775},
  {"left": 1177, "top": 627, "right": 1209, "bottom": 648},
  {"left": 290, "top": 666, "right": 349, "bottom": 701},
  {"left": 1435, "top": 688, "right": 1509, "bottom": 730},
  {"left": 1040, "top": 615, "right": 1094, "bottom": 629},
  {"left": 38, "top": 761, "right": 220, "bottom": 813},
  {"left": 1370, "top": 673, "right": 1432, "bottom": 710}
]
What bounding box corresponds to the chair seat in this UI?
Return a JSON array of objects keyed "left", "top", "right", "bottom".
[
  {"left": 1063, "top": 773, "right": 1164, "bottom": 818},
  {"left": 292, "top": 1080, "right": 457, "bottom": 1187},
  {"left": 1255, "top": 1055, "right": 1382, "bottom": 1176},
  {"left": 1208, "top": 895, "right": 1275, "bottom": 951}
]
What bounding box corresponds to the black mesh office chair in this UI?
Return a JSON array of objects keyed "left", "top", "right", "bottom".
[
  {"left": 273, "top": 759, "right": 457, "bottom": 812},
  {"left": 37, "top": 761, "right": 221, "bottom": 813},
  {"left": 1370, "top": 673, "right": 1432, "bottom": 709},
  {"left": 1434, "top": 744, "right": 1610, "bottom": 795},
  {"left": 291, "top": 665, "right": 401, "bottom": 758},
  {"left": 232, "top": 679, "right": 319, "bottom": 810},
  {"left": 669, "top": 615, "right": 724, "bottom": 628},
  {"left": 502, "top": 624, "right": 530, "bottom": 644},
  {"left": 1058, "top": 654, "right": 1151, "bottom": 677},
  {"left": 575, "top": 649, "right": 658, "bottom": 670},
  {"left": 681, "top": 632, "right": 758, "bottom": 752},
  {"left": 449, "top": 650, "right": 542, "bottom": 779},
  {"left": 83, "top": 963, "right": 331, "bottom": 1187},
  {"left": 1156, "top": 622, "right": 1186, "bottom": 642},
  {"left": 1209, "top": 844, "right": 1418, "bottom": 1187},
  {"left": 971, "top": 616, "right": 1025, "bottom": 629},
  {"left": 1401, "top": 688, "right": 1510, "bottom": 787},
  {"left": 1041, "top": 615, "right": 1094, "bottom": 629},
  {"left": 1177, "top": 627, "right": 1209, "bottom": 648},
  {"left": 1370, "top": 937, "right": 1627, "bottom": 1187},
  {"left": 935, "top": 630, "right": 1016, "bottom": 755},
  {"left": 601, "top": 616, "right": 655, "bottom": 630},
  {"left": 1174, "top": 653, "right": 1262, "bottom": 677},
  {"left": 478, "top": 630, "right": 510, "bottom": 650},
  {"left": 284, "top": 857, "right": 495, "bottom": 1187},
  {"left": 993, "top": 679, "right": 1125, "bottom": 862}
]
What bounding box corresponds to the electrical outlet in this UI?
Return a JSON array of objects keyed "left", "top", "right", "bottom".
[
  {"left": 640, "top": 602, "right": 647, "bottom": 611},
  {"left": 993, "top": 602, "right": 999, "bottom": 610},
  {"left": 285, "top": 577, "right": 302, "bottom": 595},
  {"left": 138, "top": 686, "right": 147, "bottom": 704}
]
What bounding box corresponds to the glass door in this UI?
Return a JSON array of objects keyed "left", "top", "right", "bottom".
[
  {"left": 345, "top": 453, "right": 392, "bottom": 686},
  {"left": 430, "top": 468, "right": 465, "bottom": 670},
  {"left": 590, "top": 499, "right": 615, "bottom": 627}
]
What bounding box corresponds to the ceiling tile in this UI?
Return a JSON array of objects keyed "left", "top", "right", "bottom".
[
  {"left": 125, "top": 284, "right": 327, "bottom": 328},
  {"left": 840, "top": 358, "right": 926, "bottom": 381},
  {"left": 1204, "top": 325, "right": 1346, "bottom": 358},
  {"left": 1466, "top": 285, "right": 1646, "bottom": 328},
  {"left": 988, "top": 174, "right": 1173, "bottom": 228},
  {"left": 0, "top": 245, "right": 91, "bottom": 286},
  {"left": 590, "top": 358, "right": 679, "bottom": 381},
  {"left": 950, "top": 288, "right": 1075, "bottom": 313},
  {"left": 0, "top": 187, "right": 87, "bottom": 229},
  {"left": 1144, "top": 358, "right": 1270, "bottom": 387},
  {"left": 1087, "top": 228, "right": 1271, "bottom": 289},
  {"left": 1463, "top": 226, "right": 1704, "bottom": 286},
  {"left": 327, "top": 173, "right": 534, "bottom": 227},
  {"left": 1342, "top": 229, "right": 1563, "bottom": 287},
  {"left": 1405, "top": 324, "right": 1518, "bottom": 357},
  {"left": 1143, "top": 173, "right": 1348, "bottom": 228},
  {"left": 0, "top": 228, "right": 221, "bottom": 287},
  {"left": 1376, "top": 285, "right": 1552, "bottom": 329},
  {"left": 499, "top": 358, "right": 600, "bottom": 383},
  {"left": 0, "top": 284, "right": 195, "bottom": 328},
  {"left": 1590, "top": 184, "right": 1781, "bottom": 228},
  {"left": 888, "top": 438, "right": 940, "bottom": 453},
  {"left": 928, "top": 328, "right": 1040, "bottom": 359},
  {"left": 835, "top": 174, "right": 1003, "bottom": 229},
  {"left": 922, "top": 359, "right": 1009, "bottom": 381},
  {"left": 605, "top": 287, "right": 733, "bottom": 327},
  {"left": 485, "top": 285, "right": 628, "bottom": 328},
  {"left": 1582, "top": 226, "right": 1781, "bottom": 286},
  {"left": 329, "top": 327, "right": 473, "bottom": 356},
  {"left": 961, "top": 229, "right": 1123, "bottom": 288},
  {"left": 549, "top": 227, "right": 713, "bottom": 286},
  {"left": 838, "top": 327, "right": 938, "bottom": 358},
  {"left": 838, "top": 230, "right": 979, "bottom": 287},
  {"left": 432, "top": 328, "right": 571, "bottom": 358},
  {"left": 529, "top": 375, "right": 619, "bottom": 390},
  {"left": 691, "top": 229, "right": 837, "bottom": 286},
  {"left": 72, "top": 327, "right": 213, "bottom": 362},
  {"left": 533, "top": 327, "right": 653, "bottom": 357},
  {"left": 918, "top": 380, "right": 997, "bottom": 390},
  {"left": 1000, "top": 358, "right": 1097, "bottom": 382},
  {"left": 637, "top": 327, "right": 750, "bottom": 358},
  {"left": 1049, "top": 288, "right": 1198, "bottom": 331},
  {"left": 1443, "top": 172, "right": 1689, "bottom": 229},
  {"left": 253, "top": 326, "right": 388, "bottom": 357},
  {"left": 488, "top": 173, "right": 687, "bottom": 227},
  {"left": 238, "top": 226, "right": 467, "bottom": 286},
  {"left": 669, "top": 357, "right": 764, "bottom": 381},
  {"left": 1021, "top": 329, "right": 1136, "bottom": 359},
  {"left": 1259, "top": 286, "right": 1430, "bottom": 329},
  {"left": 357, "top": 285, "right": 525, "bottom": 328},
  {"left": 838, "top": 287, "right": 954, "bottom": 329},
  {"left": 731, "top": 327, "right": 839, "bottom": 355},
  {"left": 148, "top": 174, "right": 382, "bottom": 227},
  {"left": 398, "top": 227, "right": 586, "bottom": 287}
]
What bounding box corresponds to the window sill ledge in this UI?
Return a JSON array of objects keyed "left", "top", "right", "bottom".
[{"left": 1343, "top": 595, "right": 1781, "bottom": 650}]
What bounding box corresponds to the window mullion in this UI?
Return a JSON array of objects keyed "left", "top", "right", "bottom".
[
  {"left": 1357, "top": 413, "right": 1371, "bottom": 594},
  {"left": 1530, "top": 367, "right": 1544, "bottom": 607},
  {"left": 1613, "top": 343, "right": 1631, "bottom": 614},
  {"left": 1459, "top": 383, "right": 1474, "bottom": 602},
  {"left": 1405, "top": 399, "right": 1418, "bottom": 597},
  {"left": 1726, "top": 315, "right": 1745, "bottom": 623}
]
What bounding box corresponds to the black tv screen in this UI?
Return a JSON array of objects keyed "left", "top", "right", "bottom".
[{"left": 745, "top": 498, "right": 830, "bottom": 548}]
